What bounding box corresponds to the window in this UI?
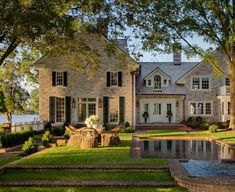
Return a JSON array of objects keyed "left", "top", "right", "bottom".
[
  {"left": 189, "top": 102, "right": 212, "bottom": 115},
  {"left": 163, "top": 79, "right": 167, "bottom": 85},
  {"left": 110, "top": 72, "right": 118, "bottom": 86},
  {"left": 192, "top": 77, "right": 200, "bottom": 89},
  {"left": 56, "top": 98, "right": 65, "bottom": 122},
  {"left": 154, "top": 75, "right": 161, "bottom": 90},
  {"left": 190, "top": 103, "right": 196, "bottom": 115},
  {"left": 109, "top": 97, "right": 119, "bottom": 123},
  {"left": 202, "top": 77, "right": 210, "bottom": 89},
  {"left": 154, "top": 103, "right": 161, "bottom": 114},
  {"left": 192, "top": 77, "right": 210, "bottom": 90},
  {"left": 228, "top": 102, "right": 231, "bottom": 115},
  {"left": 205, "top": 103, "right": 211, "bottom": 115},
  {"left": 52, "top": 71, "right": 67, "bottom": 86},
  {"left": 78, "top": 98, "right": 97, "bottom": 122},
  {"left": 197, "top": 103, "right": 203, "bottom": 114},
  {"left": 226, "top": 78, "right": 230, "bottom": 86},
  {"left": 56, "top": 72, "right": 63, "bottom": 86},
  {"left": 147, "top": 80, "right": 152, "bottom": 86}
]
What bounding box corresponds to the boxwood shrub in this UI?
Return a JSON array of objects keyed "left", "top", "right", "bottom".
[{"left": 1, "top": 130, "right": 35, "bottom": 147}]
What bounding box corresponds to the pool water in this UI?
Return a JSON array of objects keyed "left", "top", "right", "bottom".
[
  {"left": 140, "top": 140, "right": 235, "bottom": 160},
  {"left": 138, "top": 139, "right": 235, "bottom": 177},
  {"left": 182, "top": 160, "right": 235, "bottom": 176}
]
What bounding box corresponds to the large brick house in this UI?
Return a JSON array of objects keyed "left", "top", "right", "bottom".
[{"left": 36, "top": 32, "right": 230, "bottom": 127}]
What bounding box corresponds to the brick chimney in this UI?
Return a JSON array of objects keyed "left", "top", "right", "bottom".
[{"left": 173, "top": 50, "right": 181, "bottom": 65}]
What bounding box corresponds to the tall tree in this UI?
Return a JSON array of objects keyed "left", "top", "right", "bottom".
[{"left": 125, "top": 0, "right": 235, "bottom": 129}]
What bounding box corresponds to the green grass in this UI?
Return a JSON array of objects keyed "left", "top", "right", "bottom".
[
  {"left": 0, "top": 170, "right": 171, "bottom": 181},
  {"left": 0, "top": 187, "right": 187, "bottom": 192},
  {"left": 12, "top": 133, "right": 166, "bottom": 166},
  {"left": 0, "top": 153, "right": 20, "bottom": 167}
]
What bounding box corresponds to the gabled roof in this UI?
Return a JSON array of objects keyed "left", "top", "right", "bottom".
[
  {"left": 143, "top": 66, "right": 171, "bottom": 80},
  {"left": 137, "top": 62, "right": 198, "bottom": 94},
  {"left": 35, "top": 31, "right": 139, "bottom": 71}
]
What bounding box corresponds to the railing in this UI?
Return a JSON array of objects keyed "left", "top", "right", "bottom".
[{"left": 11, "top": 121, "right": 45, "bottom": 132}]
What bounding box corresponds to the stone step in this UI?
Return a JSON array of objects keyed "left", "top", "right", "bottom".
[
  {"left": 0, "top": 180, "right": 175, "bottom": 187},
  {"left": 3, "top": 165, "right": 169, "bottom": 172}
]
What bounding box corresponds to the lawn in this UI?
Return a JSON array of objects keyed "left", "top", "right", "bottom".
[
  {"left": 11, "top": 133, "right": 166, "bottom": 166},
  {"left": 0, "top": 153, "right": 20, "bottom": 167}
]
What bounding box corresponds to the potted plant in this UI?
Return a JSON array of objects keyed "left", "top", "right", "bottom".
[
  {"left": 85, "top": 115, "right": 100, "bottom": 128},
  {"left": 167, "top": 110, "right": 173, "bottom": 123},
  {"left": 142, "top": 111, "right": 149, "bottom": 123}
]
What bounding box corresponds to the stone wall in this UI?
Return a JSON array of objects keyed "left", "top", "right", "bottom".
[{"left": 37, "top": 32, "right": 138, "bottom": 126}]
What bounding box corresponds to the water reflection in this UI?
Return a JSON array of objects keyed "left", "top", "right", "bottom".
[{"left": 140, "top": 140, "right": 235, "bottom": 160}]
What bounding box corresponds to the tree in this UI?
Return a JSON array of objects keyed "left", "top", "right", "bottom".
[
  {"left": 0, "top": 0, "right": 80, "bottom": 66},
  {"left": 0, "top": 61, "right": 29, "bottom": 123},
  {"left": 125, "top": 0, "right": 235, "bottom": 129},
  {"left": 29, "top": 88, "right": 39, "bottom": 113}
]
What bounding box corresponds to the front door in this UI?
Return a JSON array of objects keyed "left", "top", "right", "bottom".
[{"left": 140, "top": 98, "right": 176, "bottom": 123}]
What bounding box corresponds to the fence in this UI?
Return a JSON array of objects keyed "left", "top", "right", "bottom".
[{"left": 11, "top": 121, "right": 45, "bottom": 132}]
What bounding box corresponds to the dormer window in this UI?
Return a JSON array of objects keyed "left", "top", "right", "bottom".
[
  {"left": 154, "top": 75, "right": 161, "bottom": 90},
  {"left": 147, "top": 80, "right": 152, "bottom": 86},
  {"left": 163, "top": 79, "right": 167, "bottom": 86}
]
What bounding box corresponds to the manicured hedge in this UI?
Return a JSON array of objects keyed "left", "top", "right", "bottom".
[{"left": 1, "top": 130, "right": 35, "bottom": 148}]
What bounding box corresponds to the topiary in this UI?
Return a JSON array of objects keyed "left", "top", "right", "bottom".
[
  {"left": 124, "top": 122, "right": 130, "bottom": 128},
  {"left": 209, "top": 124, "right": 219, "bottom": 133},
  {"left": 22, "top": 137, "right": 37, "bottom": 155}
]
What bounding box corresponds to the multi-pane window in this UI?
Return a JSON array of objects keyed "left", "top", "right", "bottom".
[
  {"left": 190, "top": 103, "right": 196, "bottom": 115},
  {"left": 167, "top": 104, "right": 172, "bottom": 112},
  {"left": 56, "top": 98, "right": 65, "bottom": 122},
  {"left": 190, "top": 102, "right": 212, "bottom": 115},
  {"left": 205, "top": 103, "right": 211, "bottom": 115},
  {"left": 147, "top": 80, "right": 152, "bottom": 86},
  {"left": 144, "top": 103, "right": 149, "bottom": 112},
  {"left": 110, "top": 72, "right": 118, "bottom": 86},
  {"left": 192, "top": 77, "right": 200, "bottom": 89},
  {"left": 109, "top": 97, "right": 119, "bottom": 123},
  {"left": 78, "top": 98, "right": 97, "bottom": 122},
  {"left": 154, "top": 75, "right": 161, "bottom": 90},
  {"left": 154, "top": 103, "right": 161, "bottom": 114},
  {"left": 56, "top": 72, "right": 64, "bottom": 86},
  {"left": 201, "top": 77, "right": 210, "bottom": 89},
  {"left": 192, "top": 77, "right": 210, "bottom": 90},
  {"left": 228, "top": 102, "right": 231, "bottom": 115},
  {"left": 197, "top": 103, "right": 203, "bottom": 114}
]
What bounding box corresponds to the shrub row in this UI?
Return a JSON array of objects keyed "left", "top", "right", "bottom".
[{"left": 1, "top": 130, "right": 35, "bottom": 147}]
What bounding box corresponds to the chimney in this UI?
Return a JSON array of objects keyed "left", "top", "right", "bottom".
[
  {"left": 116, "top": 39, "right": 129, "bottom": 53},
  {"left": 173, "top": 50, "right": 181, "bottom": 65}
]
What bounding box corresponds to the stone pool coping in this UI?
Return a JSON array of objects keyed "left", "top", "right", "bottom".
[{"left": 168, "top": 159, "right": 235, "bottom": 192}]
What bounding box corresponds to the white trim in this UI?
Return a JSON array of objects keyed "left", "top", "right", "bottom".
[{"left": 54, "top": 97, "right": 65, "bottom": 123}]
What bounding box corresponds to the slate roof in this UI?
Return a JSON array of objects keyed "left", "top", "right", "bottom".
[{"left": 137, "top": 62, "right": 199, "bottom": 95}]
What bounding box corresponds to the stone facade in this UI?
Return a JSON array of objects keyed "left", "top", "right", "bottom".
[{"left": 36, "top": 32, "right": 138, "bottom": 126}]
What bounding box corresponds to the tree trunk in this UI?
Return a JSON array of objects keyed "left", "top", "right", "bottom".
[{"left": 229, "top": 68, "right": 235, "bottom": 129}]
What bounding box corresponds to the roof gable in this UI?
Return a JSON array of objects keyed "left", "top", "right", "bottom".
[{"left": 143, "top": 67, "right": 171, "bottom": 80}]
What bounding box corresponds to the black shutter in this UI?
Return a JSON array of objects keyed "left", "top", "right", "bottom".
[
  {"left": 118, "top": 72, "right": 122, "bottom": 86},
  {"left": 107, "top": 72, "right": 110, "bottom": 87},
  {"left": 52, "top": 72, "right": 56, "bottom": 86},
  {"left": 119, "top": 96, "right": 125, "bottom": 123},
  {"left": 65, "top": 96, "right": 71, "bottom": 123},
  {"left": 63, "top": 72, "right": 67, "bottom": 86},
  {"left": 103, "top": 96, "right": 109, "bottom": 124},
  {"left": 49, "top": 97, "right": 55, "bottom": 122}
]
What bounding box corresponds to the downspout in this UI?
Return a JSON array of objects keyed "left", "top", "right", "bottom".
[
  {"left": 132, "top": 71, "right": 136, "bottom": 129},
  {"left": 183, "top": 94, "right": 186, "bottom": 121}
]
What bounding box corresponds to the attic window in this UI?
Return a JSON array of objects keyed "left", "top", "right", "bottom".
[
  {"left": 147, "top": 80, "right": 152, "bottom": 86},
  {"left": 163, "top": 79, "right": 167, "bottom": 85},
  {"left": 154, "top": 75, "right": 161, "bottom": 90}
]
